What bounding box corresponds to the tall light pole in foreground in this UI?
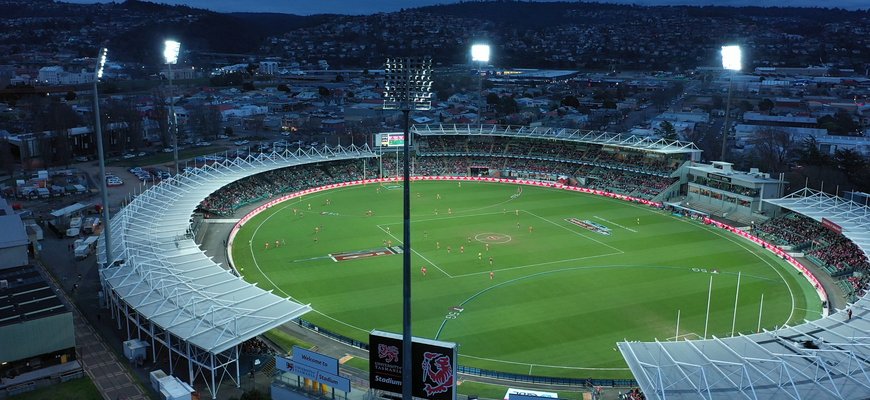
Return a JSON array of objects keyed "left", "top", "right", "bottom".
[
  {"left": 720, "top": 44, "right": 741, "bottom": 161},
  {"left": 383, "top": 56, "right": 433, "bottom": 400},
  {"left": 93, "top": 47, "right": 113, "bottom": 266},
  {"left": 164, "top": 39, "right": 181, "bottom": 175},
  {"left": 471, "top": 44, "right": 490, "bottom": 125}
]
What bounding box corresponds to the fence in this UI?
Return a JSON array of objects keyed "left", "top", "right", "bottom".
[{"left": 295, "top": 319, "right": 638, "bottom": 388}]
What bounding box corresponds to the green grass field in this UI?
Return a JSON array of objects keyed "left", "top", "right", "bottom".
[{"left": 231, "top": 181, "right": 822, "bottom": 379}]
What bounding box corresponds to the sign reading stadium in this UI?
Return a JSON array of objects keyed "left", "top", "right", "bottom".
[{"left": 369, "top": 330, "right": 458, "bottom": 400}]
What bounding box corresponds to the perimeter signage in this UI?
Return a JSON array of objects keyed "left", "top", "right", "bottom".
[
  {"left": 369, "top": 330, "right": 458, "bottom": 400},
  {"left": 293, "top": 345, "right": 339, "bottom": 375},
  {"left": 276, "top": 353, "right": 351, "bottom": 393},
  {"left": 821, "top": 218, "right": 842, "bottom": 234}
]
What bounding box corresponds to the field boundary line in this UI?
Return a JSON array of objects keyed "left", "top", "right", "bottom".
[
  {"left": 376, "top": 225, "right": 453, "bottom": 278},
  {"left": 524, "top": 210, "right": 623, "bottom": 253},
  {"left": 673, "top": 217, "right": 798, "bottom": 327},
  {"left": 244, "top": 187, "right": 374, "bottom": 334}
]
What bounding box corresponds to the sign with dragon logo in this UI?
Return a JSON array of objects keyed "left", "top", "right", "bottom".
[{"left": 369, "top": 330, "right": 458, "bottom": 400}]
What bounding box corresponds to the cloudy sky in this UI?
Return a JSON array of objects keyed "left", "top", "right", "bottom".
[{"left": 65, "top": 0, "right": 869, "bottom": 14}]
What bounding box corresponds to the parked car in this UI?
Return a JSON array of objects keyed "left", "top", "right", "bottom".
[
  {"left": 163, "top": 147, "right": 174, "bottom": 153},
  {"left": 122, "top": 153, "right": 136, "bottom": 159}
]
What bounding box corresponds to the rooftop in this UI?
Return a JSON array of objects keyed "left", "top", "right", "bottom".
[
  {"left": 0, "top": 265, "right": 67, "bottom": 328},
  {"left": 0, "top": 197, "right": 28, "bottom": 249}
]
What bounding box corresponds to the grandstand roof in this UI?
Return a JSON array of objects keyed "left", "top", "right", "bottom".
[
  {"left": 765, "top": 187, "right": 870, "bottom": 260},
  {"left": 409, "top": 124, "right": 702, "bottom": 156},
  {"left": 98, "top": 145, "right": 376, "bottom": 354},
  {"left": 619, "top": 309, "right": 870, "bottom": 400}
]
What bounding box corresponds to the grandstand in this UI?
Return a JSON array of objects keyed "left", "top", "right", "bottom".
[
  {"left": 409, "top": 124, "right": 699, "bottom": 201},
  {"left": 96, "top": 145, "right": 374, "bottom": 398}
]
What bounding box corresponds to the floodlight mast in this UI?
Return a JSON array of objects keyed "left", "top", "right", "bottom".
[
  {"left": 382, "top": 56, "right": 433, "bottom": 400},
  {"left": 720, "top": 45, "right": 741, "bottom": 161},
  {"left": 471, "top": 44, "right": 490, "bottom": 124},
  {"left": 164, "top": 40, "right": 181, "bottom": 175},
  {"left": 93, "top": 47, "right": 113, "bottom": 266}
]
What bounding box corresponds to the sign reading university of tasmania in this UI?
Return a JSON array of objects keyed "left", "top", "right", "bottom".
[{"left": 369, "top": 330, "right": 458, "bottom": 400}]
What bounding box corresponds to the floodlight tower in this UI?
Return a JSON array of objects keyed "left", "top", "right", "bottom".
[
  {"left": 471, "top": 44, "right": 490, "bottom": 124},
  {"left": 93, "top": 47, "right": 113, "bottom": 266},
  {"left": 164, "top": 40, "right": 181, "bottom": 175},
  {"left": 382, "top": 56, "right": 433, "bottom": 400},
  {"left": 720, "top": 45, "right": 741, "bottom": 161}
]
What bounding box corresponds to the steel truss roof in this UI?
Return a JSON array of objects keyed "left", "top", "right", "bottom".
[
  {"left": 765, "top": 187, "right": 870, "bottom": 260},
  {"left": 620, "top": 187, "right": 870, "bottom": 400},
  {"left": 98, "top": 145, "right": 376, "bottom": 354},
  {"left": 410, "top": 124, "right": 701, "bottom": 155}
]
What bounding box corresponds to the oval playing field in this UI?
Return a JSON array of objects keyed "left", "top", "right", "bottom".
[{"left": 230, "top": 180, "right": 822, "bottom": 378}]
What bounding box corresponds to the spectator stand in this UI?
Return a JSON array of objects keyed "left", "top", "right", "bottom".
[{"left": 96, "top": 144, "right": 376, "bottom": 399}]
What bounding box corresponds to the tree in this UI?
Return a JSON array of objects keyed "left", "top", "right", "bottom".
[
  {"left": 64, "top": 91, "right": 77, "bottom": 102},
  {"left": 748, "top": 128, "right": 794, "bottom": 172},
  {"left": 834, "top": 148, "right": 870, "bottom": 191},
  {"left": 317, "top": 86, "right": 331, "bottom": 98},
  {"left": 496, "top": 96, "right": 519, "bottom": 115},
  {"left": 276, "top": 84, "right": 290, "bottom": 92},
  {"left": 334, "top": 74, "right": 344, "bottom": 83},
  {"left": 560, "top": 95, "right": 580, "bottom": 109},
  {"left": 758, "top": 98, "right": 774, "bottom": 112},
  {"left": 655, "top": 121, "right": 678, "bottom": 140},
  {"left": 796, "top": 136, "right": 829, "bottom": 166},
  {"left": 224, "top": 126, "right": 234, "bottom": 137},
  {"left": 486, "top": 93, "right": 500, "bottom": 105}
]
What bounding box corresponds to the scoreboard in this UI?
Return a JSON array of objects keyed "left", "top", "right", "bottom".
[{"left": 378, "top": 133, "right": 405, "bottom": 147}]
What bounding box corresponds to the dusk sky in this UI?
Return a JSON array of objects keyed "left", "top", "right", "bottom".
[{"left": 65, "top": 0, "right": 869, "bottom": 15}]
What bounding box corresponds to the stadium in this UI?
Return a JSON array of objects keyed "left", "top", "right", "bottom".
[{"left": 98, "top": 124, "right": 870, "bottom": 399}]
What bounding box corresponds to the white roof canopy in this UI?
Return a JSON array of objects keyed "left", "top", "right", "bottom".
[
  {"left": 98, "top": 145, "right": 375, "bottom": 354},
  {"left": 410, "top": 124, "right": 702, "bottom": 155}
]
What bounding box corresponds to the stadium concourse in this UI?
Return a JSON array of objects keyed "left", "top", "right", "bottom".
[
  {"left": 619, "top": 187, "right": 870, "bottom": 400},
  {"left": 96, "top": 123, "right": 870, "bottom": 399}
]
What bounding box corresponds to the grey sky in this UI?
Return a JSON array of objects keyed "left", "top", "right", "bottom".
[{"left": 63, "top": 0, "right": 869, "bottom": 15}]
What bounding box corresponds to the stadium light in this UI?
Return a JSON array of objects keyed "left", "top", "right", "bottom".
[
  {"left": 719, "top": 45, "right": 741, "bottom": 160},
  {"left": 164, "top": 40, "right": 181, "bottom": 65},
  {"left": 471, "top": 43, "right": 490, "bottom": 63},
  {"left": 93, "top": 47, "right": 113, "bottom": 266},
  {"left": 471, "top": 43, "right": 491, "bottom": 124},
  {"left": 96, "top": 47, "right": 108, "bottom": 79},
  {"left": 382, "top": 56, "right": 433, "bottom": 400},
  {"left": 164, "top": 39, "right": 181, "bottom": 174},
  {"left": 721, "top": 45, "right": 742, "bottom": 71}
]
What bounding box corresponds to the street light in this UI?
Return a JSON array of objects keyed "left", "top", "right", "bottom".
[
  {"left": 93, "top": 47, "right": 113, "bottom": 267},
  {"left": 382, "top": 56, "right": 433, "bottom": 400},
  {"left": 164, "top": 39, "right": 181, "bottom": 175},
  {"left": 470, "top": 44, "right": 490, "bottom": 125},
  {"left": 720, "top": 44, "right": 741, "bottom": 160}
]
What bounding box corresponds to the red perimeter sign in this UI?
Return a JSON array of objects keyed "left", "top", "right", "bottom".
[
  {"left": 821, "top": 218, "right": 842, "bottom": 234},
  {"left": 369, "top": 330, "right": 457, "bottom": 400}
]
